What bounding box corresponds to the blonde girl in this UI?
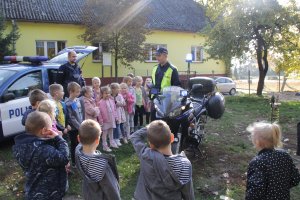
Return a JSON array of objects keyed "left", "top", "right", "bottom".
[
  {"left": 111, "top": 83, "right": 127, "bottom": 145},
  {"left": 246, "top": 122, "right": 300, "bottom": 200},
  {"left": 37, "top": 99, "right": 62, "bottom": 135},
  {"left": 97, "top": 86, "right": 118, "bottom": 152},
  {"left": 92, "top": 77, "right": 101, "bottom": 105}
]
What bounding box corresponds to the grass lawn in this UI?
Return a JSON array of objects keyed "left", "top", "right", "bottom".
[{"left": 0, "top": 95, "right": 300, "bottom": 200}]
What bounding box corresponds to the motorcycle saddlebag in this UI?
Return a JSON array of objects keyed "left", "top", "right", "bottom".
[{"left": 207, "top": 92, "right": 225, "bottom": 119}]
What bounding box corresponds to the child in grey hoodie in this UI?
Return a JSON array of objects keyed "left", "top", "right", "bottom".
[
  {"left": 75, "top": 119, "right": 121, "bottom": 200},
  {"left": 130, "top": 120, "right": 195, "bottom": 200}
]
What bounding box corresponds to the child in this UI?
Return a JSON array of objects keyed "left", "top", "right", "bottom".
[
  {"left": 66, "top": 82, "right": 85, "bottom": 166},
  {"left": 246, "top": 122, "right": 300, "bottom": 200},
  {"left": 92, "top": 77, "right": 101, "bottom": 105},
  {"left": 144, "top": 77, "right": 152, "bottom": 124},
  {"left": 98, "top": 86, "right": 118, "bottom": 152},
  {"left": 75, "top": 119, "right": 121, "bottom": 200},
  {"left": 37, "top": 99, "right": 62, "bottom": 135},
  {"left": 130, "top": 120, "right": 195, "bottom": 200},
  {"left": 13, "top": 111, "right": 69, "bottom": 199},
  {"left": 82, "top": 86, "right": 100, "bottom": 121},
  {"left": 111, "top": 83, "right": 127, "bottom": 145},
  {"left": 120, "top": 83, "right": 135, "bottom": 143},
  {"left": 21, "top": 89, "right": 48, "bottom": 126},
  {"left": 123, "top": 76, "right": 136, "bottom": 134},
  {"left": 134, "top": 76, "right": 147, "bottom": 130},
  {"left": 49, "top": 84, "right": 71, "bottom": 135}
]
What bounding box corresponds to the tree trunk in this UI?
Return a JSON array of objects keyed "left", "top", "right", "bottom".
[
  {"left": 115, "top": 33, "right": 119, "bottom": 82},
  {"left": 281, "top": 75, "right": 288, "bottom": 92},
  {"left": 255, "top": 29, "right": 268, "bottom": 96}
]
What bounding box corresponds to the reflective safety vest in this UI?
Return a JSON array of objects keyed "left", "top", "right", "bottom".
[{"left": 152, "top": 65, "right": 175, "bottom": 90}]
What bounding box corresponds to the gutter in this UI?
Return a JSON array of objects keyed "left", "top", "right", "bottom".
[{"left": 11, "top": 20, "right": 16, "bottom": 55}]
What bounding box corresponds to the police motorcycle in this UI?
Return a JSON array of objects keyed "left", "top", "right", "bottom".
[{"left": 151, "top": 77, "right": 225, "bottom": 155}]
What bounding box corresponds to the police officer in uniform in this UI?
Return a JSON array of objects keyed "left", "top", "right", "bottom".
[
  {"left": 151, "top": 47, "right": 183, "bottom": 141},
  {"left": 56, "top": 50, "right": 85, "bottom": 98},
  {"left": 151, "top": 47, "right": 181, "bottom": 94}
]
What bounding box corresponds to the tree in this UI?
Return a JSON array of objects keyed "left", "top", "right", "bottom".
[
  {"left": 273, "top": 12, "right": 300, "bottom": 92},
  {"left": 233, "top": 66, "right": 239, "bottom": 80},
  {"left": 0, "top": 13, "right": 20, "bottom": 59},
  {"left": 81, "top": 0, "right": 151, "bottom": 80},
  {"left": 200, "top": 0, "right": 299, "bottom": 95}
]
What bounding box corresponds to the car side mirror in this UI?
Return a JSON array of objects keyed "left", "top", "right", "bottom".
[{"left": 2, "top": 92, "right": 15, "bottom": 102}]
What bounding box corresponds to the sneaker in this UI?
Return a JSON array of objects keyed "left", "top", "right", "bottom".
[
  {"left": 123, "top": 138, "right": 128, "bottom": 144},
  {"left": 110, "top": 142, "right": 119, "bottom": 149},
  {"left": 116, "top": 139, "right": 122, "bottom": 147},
  {"left": 103, "top": 145, "right": 112, "bottom": 152}
]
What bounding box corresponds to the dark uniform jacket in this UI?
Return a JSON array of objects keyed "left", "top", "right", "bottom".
[{"left": 56, "top": 62, "right": 85, "bottom": 97}]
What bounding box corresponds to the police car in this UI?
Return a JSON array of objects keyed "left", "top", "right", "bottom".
[{"left": 0, "top": 46, "right": 97, "bottom": 141}]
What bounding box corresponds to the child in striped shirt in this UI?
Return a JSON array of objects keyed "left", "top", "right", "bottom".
[
  {"left": 130, "top": 120, "right": 195, "bottom": 200},
  {"left": 75, "top": 119, "right": 121, "bottom": 200}
]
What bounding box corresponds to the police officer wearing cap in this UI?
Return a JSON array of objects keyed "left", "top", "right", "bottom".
[
  {"left": 152, "top": 47, "right": 181, "bottom": 92},
  {"left": 151, "top": 47, "right": 181, "bottom": 121}
]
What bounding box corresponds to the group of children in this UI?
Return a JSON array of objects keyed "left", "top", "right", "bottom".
[{"left": 12, "top": 75, "right": 300, "bottom": 200}]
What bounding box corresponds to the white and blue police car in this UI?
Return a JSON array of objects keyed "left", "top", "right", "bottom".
[{"left": 0, "top": 46, "right": 97, "bottom": 141}]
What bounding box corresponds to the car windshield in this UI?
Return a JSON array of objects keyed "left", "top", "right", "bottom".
[
  {"left": 47, "top": 52, "right": 88, "bottom": 64},
  {"left": 0, "top": 69, "right": 17, "bottom": 88}
]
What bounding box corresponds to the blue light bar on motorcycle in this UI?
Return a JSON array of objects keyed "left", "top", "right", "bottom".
[{"left": 3, "top": 56, "right": 48, "bottom": 63}]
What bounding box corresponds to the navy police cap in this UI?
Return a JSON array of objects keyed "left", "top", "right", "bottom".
[{"left": 156, "top": 47, "right": 168, "bottom": 55}]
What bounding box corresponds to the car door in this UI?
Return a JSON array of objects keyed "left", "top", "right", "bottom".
[
  {"left": 225, "top": 78, "right": 234, "bottom": 91},
  {"left": 0, "top": 70, "right": 43, "bottom": 138},
  {"left": 216, "top": 78, "right": 227, "bottom": 93}
]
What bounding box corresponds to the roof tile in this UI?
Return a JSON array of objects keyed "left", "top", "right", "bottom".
[{"left": 1, "top": 0, "right": 206, "bottom": 32}]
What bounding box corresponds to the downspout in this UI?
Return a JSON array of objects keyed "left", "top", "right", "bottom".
[{"left": 11, "top": 20, "right": 16, "bottom": 55}]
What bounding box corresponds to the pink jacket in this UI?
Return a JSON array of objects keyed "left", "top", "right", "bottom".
[
  {"left": 97, "top": 98, "right": 118, "bottom": 124},
  {"left": 83, "top": 96, "right": 99, "bottom": 121},
  {"left": 93, "top": 88, "right": 101, "bottom": 105},
  {"left": 121, "top": 92, "right": 135, "bottom": 114},
  {"left": 112, "top": 94, "right": 126, "bottom": 124}
]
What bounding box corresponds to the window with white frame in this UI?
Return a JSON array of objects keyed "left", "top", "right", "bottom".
[
  {"left": 36, "top": 41, "right": 66, "bottom": 59},
  {"left": 191, "top": 46, "right": 204, "bottom": 62},
  {"left": 92, "top": 43, "right": 109, "bottom": 62},
  {"left": 144, "top": 44, "right": 167, "bottom": 62}
]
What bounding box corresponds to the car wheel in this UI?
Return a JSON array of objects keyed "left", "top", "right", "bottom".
[{"left": 229, "top": 88, "right": 236, "bottom": 95}]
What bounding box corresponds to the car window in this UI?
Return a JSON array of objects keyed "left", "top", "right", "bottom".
[
  {"left": 226, "top": 79, "right": 232, "bottom": 83},
  {"left": 5, "top": 71, "right": 43, "bottom": 99},
  {"left": 216, "top": 78, "right": 226, "bottom": 83},
  {"left": 0, "top": 69, "right": 17, "bottom": 88},
  {"left": 48, "top": 69, "right": 59, "bottom": 85}
]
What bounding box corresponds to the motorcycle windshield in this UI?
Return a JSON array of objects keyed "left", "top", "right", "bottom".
[{"left": 155, "top": 86, "right": 185, "bottom": 117}]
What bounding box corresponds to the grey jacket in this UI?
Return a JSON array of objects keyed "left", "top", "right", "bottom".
[
  {"left": 130, "top": 128, "right": 195, "bottom": 200},
  {"left": 75, "top": 144, "right": 121, "bottom": 200},
  {"left": 65, "top": 97, "right": 85, "bottom": 130}
]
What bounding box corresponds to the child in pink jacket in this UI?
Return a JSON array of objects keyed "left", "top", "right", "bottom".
[
  {"left": 111, "top": 83, "right": 127, "bottom": 144},
  {"left": 98, "top": 86, "right": 119, "bottom": 152},
  {"left": 82, "top": 86, "right": 99, "bottom": 122},
  {"left": 120, "top": 83, "right": 135, "bottom": 140}
]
